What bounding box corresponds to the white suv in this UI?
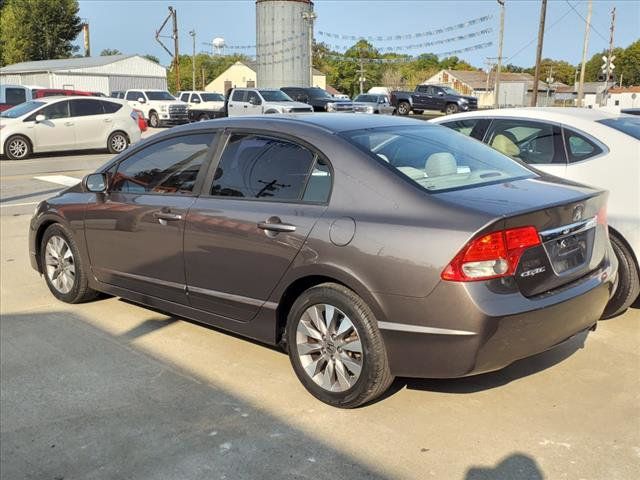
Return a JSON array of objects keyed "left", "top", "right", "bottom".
[
  {"left": 0, "top": 96, "right": 141, "bottom": 160},
  {"left": 226, "top": 88, "right": 313, "bottom": 116},
  {"left": 124, "top": 89, "right": 189, "bottom": 128}
]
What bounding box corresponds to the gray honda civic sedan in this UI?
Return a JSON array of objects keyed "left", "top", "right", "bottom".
[{"left": 29, "top": 114, "right": 617, "bottom": 408}]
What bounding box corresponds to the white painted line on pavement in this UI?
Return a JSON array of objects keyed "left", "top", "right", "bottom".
[
  {"left": 34, "top": 175, "right": 81, "bottom": 187},
  {"left": 0, "top": 201, "right": 39, "bottom": 208}
]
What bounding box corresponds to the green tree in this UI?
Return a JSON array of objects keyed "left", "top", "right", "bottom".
[
  {"left": 524, "top": 58, "right": 578, "bottom": 85},
  {"left": 0, "top": 0, "right": 82, "bottom": 65},
  {"left": 100, "top": 48, "right": 122, "bottom": 56},
  {"left": 617, "top": 40, "right": 640, "bottom": 85},
  {"left": 142, "top": 54, "right": 160, "bottom": 64}
]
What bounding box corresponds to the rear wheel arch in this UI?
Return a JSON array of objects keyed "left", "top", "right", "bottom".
[{"left": 608, "top": 226, "right": 639, "bottom": 270}]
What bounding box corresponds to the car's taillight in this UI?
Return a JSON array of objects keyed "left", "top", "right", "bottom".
[
  {"left": 130, "top": 111, "right": 138, "bottom": 123},
  {"left": 596, "top": 205, "right": 607, "bottom": 227},
  {"left": 441, "top": 226, "right": 541, "bottom": 282}
]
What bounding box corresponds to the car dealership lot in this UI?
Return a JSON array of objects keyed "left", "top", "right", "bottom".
[{"left": 1, "top": 152, "right": 639, "bottom": 480}]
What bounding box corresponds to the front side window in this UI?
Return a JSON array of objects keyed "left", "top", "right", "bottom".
[
  {"left": 111, "top": 133, "right": 214, "bottom": 195},
  {"left": 39, "top": 101, "right": 70, "bottom": 120},
  {"left": 5, "top": 87, "right": 27, "bottom": 105},
  {"left": 246, "top": 91, "right": 262, "bottom": 105},
  {"left": 231, "top": 90, "right": 245, "bottom": 102},
  {"left": 190, "top": 94, "right": 201, "bottom": 103},
  {"left": 342, "top": 125, "right": 535, "bottom": 193},
  {"left": 201, "top": 93, "right": 224, "bottom": 102},
  {"left": 70, "top": 99, "right": 104, "bottom": 117},
  {"left": 145, "top": 91, "right": 175, "bottom": 101},
  {"left": 564, "top": 129, "right": 603, "bottom": 163},
  {"left": 210, "top": 134, "right": 317, "bottom": 201},
  {"left": 259, "top": 90, "right": 292, "bottom": 102},
  {"left": 1, "top": 101, "right": 44, "bottom": 119},
  {"left": 180, "top": 93, "right": 189, "bottom": 102},
  {"left": 485, "top": 119, "right": 565, "bottom": 164},
  {"left": 126, "top": 91, "right": 143, "bottom": 101}
]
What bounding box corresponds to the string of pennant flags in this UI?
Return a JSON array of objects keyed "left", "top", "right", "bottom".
[
  {"left": 316, "top": 15, "right": 492, "bottom": 41},
  {"left": 223, "top": 14, "right": 493, "bottom": 52},
  {"left": 252, "top": 41, "right": 494, "bottom": 67}
]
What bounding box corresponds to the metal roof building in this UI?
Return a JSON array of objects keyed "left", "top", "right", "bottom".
[{"left": 0, "top": 55, "right": 167, "bottom": 94}]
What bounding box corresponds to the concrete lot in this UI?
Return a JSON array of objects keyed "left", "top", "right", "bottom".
[{"left": 1, "top": 149, "right": 639, "bottom": 480}]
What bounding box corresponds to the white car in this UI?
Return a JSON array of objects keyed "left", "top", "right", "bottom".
[
  {"left": 0, "top": 96, "right": 141, "bottom": 160},
  {"left": 431, "top": 107, "right": 640, "bottom": 317},
  {"left": 123, "top": 89, "right": 189, "bottom": 128},
  {"left": 227, "top": 88, "right": 313, "bottom": 116},
  {"left": 177, "top": 91, "right": 226, "bottom": 121}
]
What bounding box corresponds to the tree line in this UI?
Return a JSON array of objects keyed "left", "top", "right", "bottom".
[{"left": 1, "top": 0, "right": 638, "bottom": 97}]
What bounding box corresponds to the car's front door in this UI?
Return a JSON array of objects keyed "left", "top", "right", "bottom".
[
  {"left": 69, "top": 99, "right": 111, "bottom": 149},
  {"left": 413, "top": 85, "right": 430, "bottom": 109},
  {"left": 183, "top": 132, "right": 332, "bottom": 321},
  {"left": 429, "top": 87, "right": 447, "bottom": 110},
  {"left": 227, "top": 90, "right": 247, "bottom": 116},
  {"left": 84, "top": 132, "right": 216, "bottom": 304},
  {"left": 28, "top": 100, "right": 76, "bottom": 152}
]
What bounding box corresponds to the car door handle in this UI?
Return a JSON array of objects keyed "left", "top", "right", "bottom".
[
  {"left": 154, "top": 212, "right": 183, "bottom": 221},
  {"left": 243, "top": 105, "right": 248, "bottom": 108},
  {"left": 64, "top": 122, "right": 74, "bottom": 126},
  {"left": 104, "top": 118, "right": 113, "bottom": 123},
  {"left": 257, "top": 219, "right": 296, "bottom": 233}
]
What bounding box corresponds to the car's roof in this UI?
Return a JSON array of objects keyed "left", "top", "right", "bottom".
[
  {"left": 29, "top": 95, "right": 115, "bottom": 103},
  {"left": 432, "top": 107, "right": 625, "bottom": 123}
]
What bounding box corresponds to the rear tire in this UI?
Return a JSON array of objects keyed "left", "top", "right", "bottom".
[
  {"left": 107, "top": 131, "right": 129, "bottom": 154},
  {"left": 40, "top": 224, "right": 97, "bottom": 304},
  {"left": 602, "top": 233, "right": 640, "bottom": 319},
  {"left": 198, "top": 113, "right": 210, "bottom": 121},
  {"left": 445, "top": 103, "right": 459, "bottom": 115},
  {"left": 286, "top": 283, "right": 394, "bottom": 408},
  {"left": 396, "top": 101, "right": 411, "bottom": 116},
  {"left": 148, "top": 111, "right": 159, "bottom": 128},
  {"left": 4, "top": 135, "right": 32, "bottom": 160}
]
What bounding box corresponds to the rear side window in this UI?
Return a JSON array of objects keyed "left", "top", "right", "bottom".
[
  {"left": 5, "top": 87, "right": 27, "bottom": 105},
  {"left": 101, "top": 101, "right": 123, "bottom": 114},
  {"left": 564, "top": 129, "right": 603, "bottom": 163},
  {"left": 485, "top": 119, "right": 565, "bottom": 164},
  {"left": 231, "top": 90, "right": 245, "bottom": 102},
  {"left": 70, "top": 99, "right": 104, "bottom": 117},
  {"left": 210, "top": 134, "right": 316, "bottom": 201},
  {"left": 111, "top": 133, "right": 214, "bottom": 194},
  {"left": 441, "top": 119, "right": 481, "bottom": 137}
]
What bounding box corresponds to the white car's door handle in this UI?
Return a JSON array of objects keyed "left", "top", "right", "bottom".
[
  {"left": 64, "top": 122, "right": 74, "bottom": 126},
  {"left": 104, "top": 118, "right": 113, "bottom": 123}
]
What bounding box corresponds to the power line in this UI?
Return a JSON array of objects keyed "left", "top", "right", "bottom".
[{"left": 564, "top": 0, "right": 608, "bottom": 43}]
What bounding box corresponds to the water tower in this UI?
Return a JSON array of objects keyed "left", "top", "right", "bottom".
[
  {"left": 256, "top": 0, "right": 314, "bottom": 88},
  {"left": 212, "top": 37, "right": 225, "bottom": 56}
]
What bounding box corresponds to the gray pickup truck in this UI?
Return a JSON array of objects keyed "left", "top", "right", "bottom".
[{"left": 390, "top": 85, "right": 478, "bottom": 116}]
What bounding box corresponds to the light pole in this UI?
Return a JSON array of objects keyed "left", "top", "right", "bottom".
[
  {"left": 302, "top": 9, "right": 317, "bottom": 87},
  {"left": 189, "top": 29, "right": 196, "bottom": 91},
  {"left": 493, "top": 0, "right": 505, "bottom": 108}
]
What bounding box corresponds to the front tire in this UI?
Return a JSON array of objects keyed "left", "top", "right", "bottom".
[
  {"left": 41, "top": 224, "right": 97, "bottom": 304},
  {"left": 602, "top": 233, "right": 640, "bottom": 318},
  {"left": 148, "top": 111, "right": 159, "bottom": 128},
  {"left": 198, "top": 113, "right": 210, "bottom": 121},
  {"left": 5, "top": 135, "right": 32, "bottom": 160},
  {"left": 396, "top": 101, "right": 411, "bottom": 116},
  {"left": 445, "top": 103, "right": 459, "bottom": 115},
  {"left": 286, "top": 283, "right": 394, "bottom": 408},
  {"left": 107, "top": 131, "right": 129, "bottom": 154}
]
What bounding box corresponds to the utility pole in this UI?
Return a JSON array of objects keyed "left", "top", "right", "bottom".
[
  {"left": 577, "top": 0, "right": 592, "bottom": 107},
  {"left": 358, "top": 53, "right": 366, "bottom": 95},
  {"left": 155, "top": 7, "right": 180, "bottom": 91},
  {"left": 81, "top": 21, "right": 90, "bottom": 57},
  {"left": 601, "top": 7, "right": 616, "bottom": 106},
  {"left": 493, "top": 0, "right": 505, "bottom": 108},
  {"left": 302, "top": 9, "right": 317, "bottom": 87},
  {"left": 531, "top": 0, "right": 547, "bottom": 107},
  {"left": 202, "top": 67, "right": 205, "bottom": 90},
  {"left": 189, "top": 30, "right": 196, "bottom": 91}
]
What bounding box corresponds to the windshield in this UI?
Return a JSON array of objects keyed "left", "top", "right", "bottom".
[
  {"left": 597, "top": 117, "right": 640, "bottom": 140},
  {"left": 341, "top": 125, "right": 535, "bottom": 193},
  {"left": 259, "top": 90, "right": 292, "bottom": 102},
  {"left": 0, "top": 101, "right": 45, "bottom": 118},
  {"left": 308, "top": 88, "right": 332, "bottom": 99},
  {"left": 201, "top": 93, "right": 224, "bottom": 102},
  {"left": 442, "top": 87, "right": 460, "bottom": 95},
  {"left": 354, "top": 95, "right": 379, "bottom": 102},
  {"left": 145, "top": 91, "right": 176, "bottom": 101}
]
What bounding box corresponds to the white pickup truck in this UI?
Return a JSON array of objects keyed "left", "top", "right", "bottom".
[
  {"left": 226, "top": 88, "right": 313, "bottom": 116},
  {"left": 178, "top": 91, "right": 226, "bottom": 121},
  {"left": 123, "top": 89, "right": 189, "bottom": 128}
]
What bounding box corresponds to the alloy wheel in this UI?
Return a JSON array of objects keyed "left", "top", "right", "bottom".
[
  {"left": 8, "top": 138, "right": 28, "bottom": 159},
  {"left": 296, "top": 303, "right": 363, "bottom": 392},
  {"left": 44, "top": 235, "right": 75, "bottom": 294},
  {"left": 110, "top": 134, "right": 127, "bottom": 152}
]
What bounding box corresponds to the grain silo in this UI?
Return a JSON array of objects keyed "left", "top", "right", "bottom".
[{"left": 256, "top": 0, "right": 314, "bottom": 88}]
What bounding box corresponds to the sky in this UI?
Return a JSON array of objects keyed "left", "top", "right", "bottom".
[{"left": 76, "top": 0, "right": 640, "bottom": 69}]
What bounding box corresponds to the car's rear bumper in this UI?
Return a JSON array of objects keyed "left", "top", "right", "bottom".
[{"left": 379, "top": 258, "right": 617, "bottom": 378}]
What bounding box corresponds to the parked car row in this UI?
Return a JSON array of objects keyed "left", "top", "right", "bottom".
[{"left": 29, "top": 113, "right": 624, "bottom": 408}]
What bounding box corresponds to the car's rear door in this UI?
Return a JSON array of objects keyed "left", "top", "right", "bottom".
[
  {"left": 84, "top": 131, "right": 217, "bottom": 304},
  {"left": 69, "top": 99, "right": 112, "bottom": 149},
  {"left": 183, "top": 131, "right": 332, "bottom": 321}
]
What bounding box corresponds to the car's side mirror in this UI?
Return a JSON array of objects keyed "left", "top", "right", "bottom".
[
  {"left": 35, "top": 114, "right": 46, "bottom": 123},
  {"left": 438, "top": 91, "right": 445, "bottom": 96},
  {"left": 192, "top": 98, "right": 200, "bottom": 103},
  {"left": 137, "top": 97, "right": 146, "bottom": 103},
  {"left": 84, "top": 173, "right": 108, "bottom": 193}
]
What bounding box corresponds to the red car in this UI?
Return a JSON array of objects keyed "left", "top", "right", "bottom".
[{"left": 32, "top": 88, "right": 98, "bottom": 99}]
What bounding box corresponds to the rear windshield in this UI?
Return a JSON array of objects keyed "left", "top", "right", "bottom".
[
  {"left": 0, "top": 101, "right": 45, "bottom": 118},
  {"left": 597, "top": 117, "right": 640, "bottom": 140},
  {"left": 341, "top": 125, "right": 536, "bottom": 193}
]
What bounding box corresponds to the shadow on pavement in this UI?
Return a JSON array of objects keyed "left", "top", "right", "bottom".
[
  {"left": 0, "top": 311, "right": 392, "bottom": 480},
  {"left": 0, "top": 187, "right": 62, "bottom": 204},
  {"left": 465, "top": 453, "right": 544, "bottom": 480}
]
